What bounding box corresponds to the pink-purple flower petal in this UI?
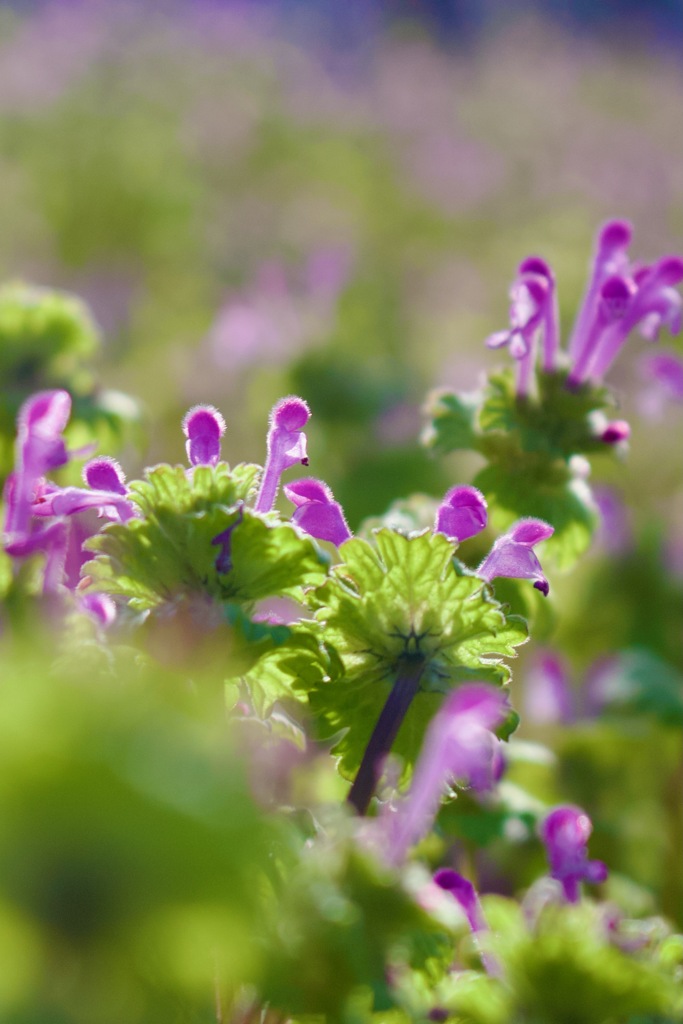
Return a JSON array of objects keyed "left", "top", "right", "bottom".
[
  {"left": 478, "top": 517, "right": 554, "bottom": 595},
  {"left": 434, "top": 485, "right": 488, "bottom": 543},
  {"left": 284, "top": 477, "right": 351, "bottom": 546}
]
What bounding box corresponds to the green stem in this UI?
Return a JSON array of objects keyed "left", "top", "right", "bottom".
[{"left": 347, "top": 656, "right": 425, "bottom": 816}]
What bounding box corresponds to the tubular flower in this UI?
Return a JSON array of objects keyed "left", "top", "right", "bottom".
[
  {"left": 486, "top": 270, "right": 550, "bottom": 396},
  {"left": 638, "top": 349, "right": 683, "bottom": 418},
  {"left": 283, "top": 478, "right": 352, "bottom": 547},
  {"left": 523, "top": 650, "right": 575, "bottom": 726},
  {"left": 3, "top": 389, "right": 72, "bottom": 542},
  {"left": 434, "top": 485, "right": 488, "bottom": 543},
  {"left": 488, "top": 220, "right": 683, "bottom": 398},
  {"left": 567, "top": 220, "right": 634, "bottom": 362},
  {"left": 385, "top": 684, "right": 510, "bottom": 867},
  {"left": 478, "top": 518, "right": 554, "bottom": 595},
  {"left": 433, "top": 869, "right": 503, "bottom": 978},
  {"left": 255, "top": 396, "right": 311, "bottom": 513},
  {"left": 539, "top": 805, "right": 608, "bottom": 903},
  {"left": 182, "top": 405, "right": 226, "bottom": 467},
  {"left": 2, "top": 391, "right": 135, "bottom": 593}
]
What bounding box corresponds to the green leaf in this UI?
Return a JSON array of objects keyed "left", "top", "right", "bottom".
[
  {"left": 300, "top": 529, "right": 527, "bottom": 781},
  {"left": 422, "top": 388, "right": 480, "bottom": 455},
  {"left": 83, "top": 462, "right": 327, "bottom": 611},
  {"left": 235, "top": 629, "right": 329, "bottom": 718},
  {"left": 479, "top": 368, "right": 614, "bottom": 462}
]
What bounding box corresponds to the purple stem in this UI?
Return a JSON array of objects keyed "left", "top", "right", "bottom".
[{"left": 347, "top": 655, "right": 426, "bottom": 816}]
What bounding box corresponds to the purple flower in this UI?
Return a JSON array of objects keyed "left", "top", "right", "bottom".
[
  {"left": 2, "top": 393, "right": 138, "bottom": 593},
  {"left": 433, "top": 869, "right": 502, "bottom": 978},
  {"left": 593, "top": 485, "right": 633, "bottom": 555},
  {"left": 486, "top": 270, "right": 550, "bottom": 396},
  {"left": 584, "top": 256, "right": 683, "bottom": 382},
  {"left": 434, "top": 868, "right": 486, "bottom": 932},
  {"left": 539, "top": 805, "right": 608, "bottom": 903},
  {"left": 524, "top": 651, "right": 575, "bottom": 726},
  {"left": 488, "top": 221, "right": 683, "bottom": 397},
  {"left": 567, "top": 220, "right": 634, "bottom": 362},
  {"left": 599, "top": 419, "right": 630, "bottom": 445},
  {"left": 518, "top": 256, "right": 560, "bottom": 373},
  {"left": 254, "top": 396, "right": 311, "bottom": 513},
  {"left": 434, "top": 485, "right": 488, "bottom": 543},
  {"left": 79, "top": 591, "right": 117, "bottom": 628},
  {"left": 83, "top": 456, "right": 128, "bottom": 494},
  {"left": 283, "top": 478, "right": 352, "bottom": 546},
  {"left": 182, "top": 405, "right": 226, "bottom": 467},
  {"left": 212, "top": 505, "right": 244, "bottom": 574},
  {"left": 30, "top": 485, "right": 134, "bottom": 523},
  {"left": 638, "top": 350, "right": 683, "bottom": 418},
  {"left": 3, "top": 389, "right": 72, "bottom": 541},
  {"left": 385, "top": 684, "right": 510, "bottom": 866},
  {"left": 478, "top": 518, "right": 554, "bottom": 595}
]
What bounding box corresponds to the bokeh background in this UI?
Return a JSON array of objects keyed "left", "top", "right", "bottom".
[{"left": 2, "top": 0, "right": 682, "bottom": 520}]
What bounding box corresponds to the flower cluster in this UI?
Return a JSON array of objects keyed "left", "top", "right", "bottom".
[
  {"left": 2, "top": 390, "right": 132, "bottom": 612},
  {"left": 488, "top": 221, "right": 683, "bottom": 423}
]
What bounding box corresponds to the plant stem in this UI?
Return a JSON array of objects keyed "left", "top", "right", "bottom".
[{"left": 347, "top": 655, "right": 425, "bottom": 816}]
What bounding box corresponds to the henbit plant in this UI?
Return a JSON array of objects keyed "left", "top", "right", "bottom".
[
  {"left": 423, "top": 220, "right": 683, "bottom": 568},
  {"left": 1, "top": 218, "right": 682, "bottom": 1024}
]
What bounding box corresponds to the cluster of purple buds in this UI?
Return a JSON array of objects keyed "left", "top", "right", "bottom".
[
  {"left": 487, "top": 220, "right": 683, "bottom": 437},
  {"left": 434, "top": 485, "right": 554, "bottom": 595},
  {"left": 539, "top": 805, "right": 608, "bottom": 903}
]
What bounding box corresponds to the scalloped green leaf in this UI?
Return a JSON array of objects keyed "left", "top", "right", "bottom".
[
  {"left": 82, "top": 462, "right": 327, "bottom": 611},
  {"left": 235, "top": 629, "right": 330, "bottom": 718},
  {"left": 422, "top": 387, "right": 480, "bottom": 455},
  {"left": 300, "top": 529, "right": 527, "bottom": 781}
]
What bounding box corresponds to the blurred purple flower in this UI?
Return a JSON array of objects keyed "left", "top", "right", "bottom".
[
  {"left": 434, "top": 868, "right": 486, "bottom": 933},
  {"left": 637, "top": 349, "right": 683, "bottom": 419},
  {"left": 478, "top": 518, "right": 554, "bottom": 596},
  {"left": 385, "top": 684, "right": 510, "bottom": 866},
  {"left": 207, "top": 250, "right": 351, "bottom": 374},
  {"left": 3, "top": 389, "right": 71, "bottom": 541},
  {"left": 434, "top": 485, "right": 488, "bottom": 543},
  {"left": 2, "top": 391, "right": 136, "bottom": 594},
  {"left": 255, "top": 396, "right": 311, "bottom": 513},
  {"left": 539, "top": 805, "right": 608, "bottom": 903},
  {"left": 79, "top": 591, "right": 117, "bottom": 629},
  {"left": 593, "top": 485, "right": 633, "bottom": 555},
  {"left": 283, "top": 477, "right": 351, "bottom": 547},
  {"left": 524, "top": 651, "right": 575, "bottom": 726},
  {"left": 433, "top": 868, "right": 502, "bottom": 977}
]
